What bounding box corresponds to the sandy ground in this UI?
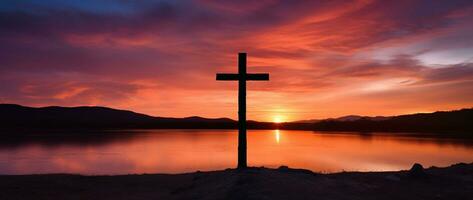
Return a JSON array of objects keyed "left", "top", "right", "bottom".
[{"left": 1, "top": 163, "right": 472, "bottom": 200}]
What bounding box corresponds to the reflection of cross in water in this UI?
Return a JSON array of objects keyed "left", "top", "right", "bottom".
[{"left": 216, "top": 52, "right": 269, "bottom": 169}]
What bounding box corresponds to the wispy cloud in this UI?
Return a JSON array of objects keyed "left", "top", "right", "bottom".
[{"left": 1, "top": 0, "right": 472, "bottom": 121}]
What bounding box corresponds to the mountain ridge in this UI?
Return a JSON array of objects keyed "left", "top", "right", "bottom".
[
  {"left": 293, "top": 115, "right": 391, "bottom": 123},
  {"left": 1, "top": 104, "right": 472, "bottom": 134}
]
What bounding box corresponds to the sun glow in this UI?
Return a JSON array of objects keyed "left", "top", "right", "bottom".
[{"left": 273, "top": 115, "right": 285, "bottom": 123}]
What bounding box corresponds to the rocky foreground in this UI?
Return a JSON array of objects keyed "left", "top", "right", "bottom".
[{"left": 1, "top": 163, "right": 472, "bottom": 200}]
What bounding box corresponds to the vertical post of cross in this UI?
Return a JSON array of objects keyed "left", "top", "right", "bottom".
[
  {"left": 238, "top": 53, "right": 247, "bottom": 169},
  {"left": 216, "top": 52, "right": 269, "bottom": 169}
]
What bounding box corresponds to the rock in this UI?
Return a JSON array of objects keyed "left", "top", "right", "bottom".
[
  {"left": 278, "top": 166, "right": 290, "bottom": 171},
  {"left": 408, "top": 163, "right": 427, "bottom": 178},
  {"left": 277, "top": 166, "right": 317, "bottom": 175}
]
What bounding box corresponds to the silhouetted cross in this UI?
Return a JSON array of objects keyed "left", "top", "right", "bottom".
[{"left": 216, "top": 52, "right": 269, "bottom": 169}]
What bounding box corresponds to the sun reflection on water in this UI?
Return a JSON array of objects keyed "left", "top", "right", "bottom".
[{"left": 275, "top": 130, "right": 280, "bottom": 144}]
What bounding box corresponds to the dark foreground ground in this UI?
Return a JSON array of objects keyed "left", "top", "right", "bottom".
[{"left": 1, "top": 163, "right": 473, "bottom": 200}]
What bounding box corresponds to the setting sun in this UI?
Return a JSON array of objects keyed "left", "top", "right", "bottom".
[{"left": 273, "top": 115, "right": 285, "bottom": 123}]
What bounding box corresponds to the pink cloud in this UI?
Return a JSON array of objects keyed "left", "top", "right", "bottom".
[{"left": 1, "top": 0, "right": 473, "bottom": 121}]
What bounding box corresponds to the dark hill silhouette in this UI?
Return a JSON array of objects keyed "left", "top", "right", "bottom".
[
  {"left": 1, "top": 104, "right": 472, "bottom": 134},
  {"left": 295, "top": 115, "right": 390, "bottom": 123},
  {"left": 0, "top": 104, "right": 235, "bottom": 130},
  {"left": 311, "top": 109, "right": 473, "bottom": 134}
]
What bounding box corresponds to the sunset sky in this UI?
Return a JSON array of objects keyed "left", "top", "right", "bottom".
[{"left": 1, "top": 0, "right": 473, "bottom": 122}]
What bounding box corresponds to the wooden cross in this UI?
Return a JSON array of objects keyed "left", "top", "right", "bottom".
[{"left": 216, "top": 52, "right": 269, "bottom": 169}]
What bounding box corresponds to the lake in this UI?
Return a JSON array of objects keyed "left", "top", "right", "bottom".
[{"left": 1, "top": 129, "right": 473, "bottom": 175}]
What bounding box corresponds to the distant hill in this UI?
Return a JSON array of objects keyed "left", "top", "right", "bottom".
[
  {"left": 294, "top": 115, "right": 390, "bottom": 123},
  {"left": 1, "top": 104, "right": 472, "bottom": 134},
  {"left": 0, "top": 104, "right": 236, "bottom": 129},
  {"left": 309, "top": 109, "right": 473, "bottom": 134}
]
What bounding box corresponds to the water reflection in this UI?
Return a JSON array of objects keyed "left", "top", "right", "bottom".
[
  {"left": 0, "top": 129, "right": 472, "bottom": 175},
  {"left": 275, "top": 130, "right": 280, "bottom": 144}
]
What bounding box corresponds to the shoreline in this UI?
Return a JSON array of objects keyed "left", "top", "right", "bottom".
[{"left": 1, "top": 163, "right": 472, "bottom": 200}]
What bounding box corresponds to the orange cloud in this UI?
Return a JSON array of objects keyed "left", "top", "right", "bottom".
[{"left": 1, "top": 0, "right": 473, "bottom": 121}]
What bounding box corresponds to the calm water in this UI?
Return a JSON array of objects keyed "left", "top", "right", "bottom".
[{"left": 1, "top": 129, "right": 473, "bottom": 175}]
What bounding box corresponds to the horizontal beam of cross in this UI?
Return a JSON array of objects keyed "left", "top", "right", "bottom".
[{"left": 216, "top": 73, "right": 269, "bottom": 81}]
